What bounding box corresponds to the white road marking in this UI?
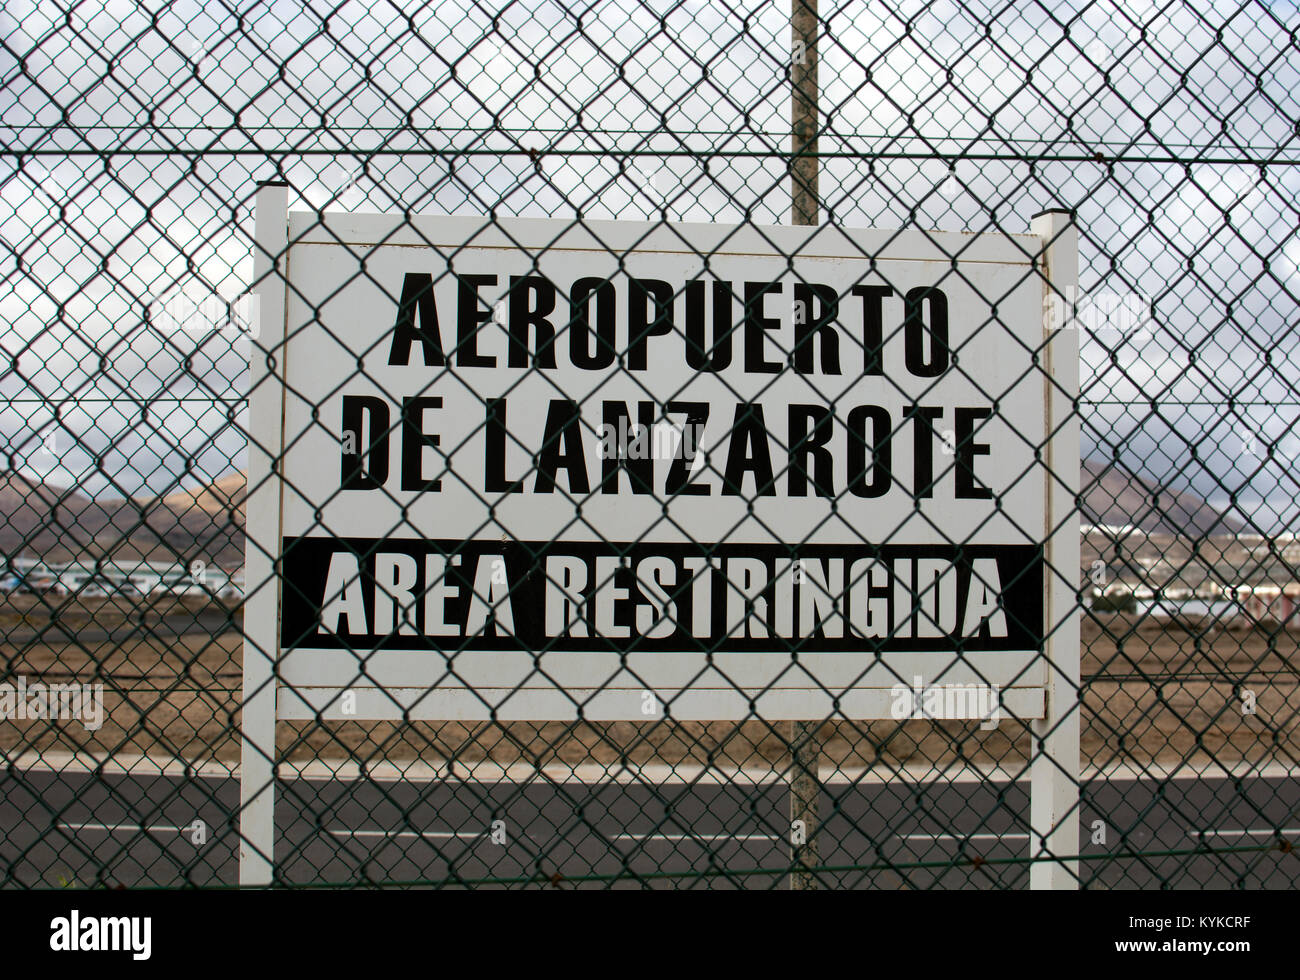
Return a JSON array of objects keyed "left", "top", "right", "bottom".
[
  {"left": 59, "top": 822, "right": 187, "bottom": 833},
  {"left": 899, "top": 831, "right": 1029, "bottom": 841},
  {"left": 10, "top": 750, "right": 1299, "bottom": 787},
  {"left": 613, "top": 832, "right": 780, "bottom": 843},
  {"left": 330, "top": 829, "right": 483, "bottom": 840},
  {"left": 333, "top": 828, "right": 1023, "bottom": 845},
  {"left": 330, "top": 828, "right": 781, "bottom": 844},
  {"left": 60, "top": 820, "right": 1300, "bottom": 848},
  {"left": 1186, "top": 827, "right": 1300, "bottom": 838}
]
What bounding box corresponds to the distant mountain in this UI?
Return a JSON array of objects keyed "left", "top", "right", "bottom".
[
  {"left": 143, "top": 472, "right": 245, "bottom": 565},
  {"left": 160, "top": 472, "right": 246, "bottom": 519},
  {"left": 0, "top": 456, "right": 1243, "bottom": 568},
  {"left": 0, "top": 470, "right": 244, "bottom": 566},
  {"left": 0, "top": 471, "right": 119, "bottom": 556},
  {"left": 1081, "top": 457, "right": 1243, "bottom": 537}
]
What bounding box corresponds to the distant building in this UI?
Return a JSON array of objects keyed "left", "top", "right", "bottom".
[
  {"left": 1233, "top": 584, "right": 1300, "bottom": 624},
  {"left": 1, "top": 555, "right": 242, "bottom": 599}
]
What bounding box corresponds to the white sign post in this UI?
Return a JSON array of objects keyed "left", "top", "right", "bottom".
[
  {"left": 1029, "top": 208, "right": 1082, "bottom": 889},
  {"left": 240, "top": 190, "right": 1079, "bottom": 887}
]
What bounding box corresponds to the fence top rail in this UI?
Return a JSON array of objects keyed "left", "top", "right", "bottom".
[{"left": 285, "top": 210, "right": 1042, "bottom": 264}]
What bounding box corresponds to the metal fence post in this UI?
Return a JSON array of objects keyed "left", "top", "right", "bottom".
[{"left": 789, "top": 0, "right": 821, "bottom": 891}]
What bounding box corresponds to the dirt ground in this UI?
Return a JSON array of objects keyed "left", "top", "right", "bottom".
[
  {"left": 0, "top": 592, "right": 229, "bottom": 632},
  {"left": 3, "top": 610, "right": 1297, "bottom": 773}
]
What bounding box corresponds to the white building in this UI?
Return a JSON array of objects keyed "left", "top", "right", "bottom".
[{"left": 2, "top": 555, "right": 243, "bottom": 599}]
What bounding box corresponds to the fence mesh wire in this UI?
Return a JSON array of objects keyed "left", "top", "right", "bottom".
[{"left": 2, "top": 0, "right": 1298, "bottom": 889}]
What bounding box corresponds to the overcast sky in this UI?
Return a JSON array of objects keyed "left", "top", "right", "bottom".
[{"left": 0, "top": 0, "right": 1297, "bottom": 532}]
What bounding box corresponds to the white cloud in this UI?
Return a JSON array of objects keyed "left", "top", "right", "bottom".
[{"left": 0, "top": 0, "right": 1296, "bottom": 530}]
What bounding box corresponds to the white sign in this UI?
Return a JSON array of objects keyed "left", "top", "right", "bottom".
[
  {"left": 239, "top": 186, "right": 1081, "bottom": 888},
  {"left": 246, "top": 207, "right": 1077, "bottom": 723}
]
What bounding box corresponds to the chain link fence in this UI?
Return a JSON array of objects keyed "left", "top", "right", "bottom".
[{"left": 1, "top": 0, "right": 1298, "bottom": 889}]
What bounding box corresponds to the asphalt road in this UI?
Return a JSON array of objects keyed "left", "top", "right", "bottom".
[
  {"left": 5, "top": 609, "right": 237, "bottom": 645},
  {"left": 2, "top": 766, "right": 1296, "bottom": 889}
]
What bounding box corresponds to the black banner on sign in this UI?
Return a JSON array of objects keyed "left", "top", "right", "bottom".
[{"left": 280, "top": 538, "right": 1043, "bottom": 653}]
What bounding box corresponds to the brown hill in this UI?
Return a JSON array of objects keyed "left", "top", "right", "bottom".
[
  {"left": 161, "top": 471, "right": 246, "bottom": 518},
  {"left": 1081, "top": 458, "right": 1241, "bottom": 537},
  {"left": 135, "top": 475, "right": 245, "bottom": 565},
  {"left": 0, "top": 471, "right": 122, "bottom": 558},
  {"left": 1, "top": 457, "right": 1240, "bottom": 568},
  {"left": 140, "top": 472, "right": 246, "bottom": 565},
  {"left": 0, "top": 470, "right": 245, "bottom": 566}
]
